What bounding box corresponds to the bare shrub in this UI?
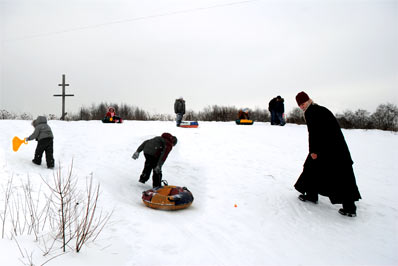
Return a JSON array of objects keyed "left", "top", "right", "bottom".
[
  {"left": 371, "top": 103, "right": 398, "bottom": 131},
  {"left": 69, "top": 102, "right": 149, "bottom": 121},
  {"left": 196, "top": 105, "right": 238, "bottom": 121},
  {"left": 251, "top": 107, "right": 270, "bottom": 122},
  {"left": 287, "top": 108, "right": 306, "bottom": 125},
  {"left": 0, "top": 109, "right": 17, "bottom": 119},
  {"left": 336, "top": 110, "right": 355, "bottom": 129},
  {"left": 1, "top": 175, "right": 13, "bottom": 238},
  {"left": 75, "top": 174, "right": 112, "bottom": 252},
  {"left": 47, "top": 114, "right": 58, "bottom": 120},
  {"left": 76, "top": 107, "right": 92, "bottom": 120},
  {"left": 41, "top": 161, "right": 112, "bottom": 253},
  {"left": 353, "top": 109, "right": 372, "bottom": 129},
  {"left": 19, "top": 113, "right": 33, "bottom": 120},
  {"left": 183, "top": 110, "right": 197, "bottom": 121},
  {"left": 1, "top": 176, "right": 52, "bottom": 241},
  {"left": 41, "top": 162, "right": 79, "bottom": 252},
  {"left": 150, "top": 113, "right": 173, "bottom": 121},
  {"left": 0, "top": 161, "right": 112, "bottom": 265}
]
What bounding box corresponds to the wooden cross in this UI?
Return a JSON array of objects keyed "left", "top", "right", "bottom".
[{"left": 54, "top": 74, "right": 74, "bottom": 120}]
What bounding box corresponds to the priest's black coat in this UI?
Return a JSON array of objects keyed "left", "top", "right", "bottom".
[{"left": 294, "top": 103, "right": 361, "bottom": 204}]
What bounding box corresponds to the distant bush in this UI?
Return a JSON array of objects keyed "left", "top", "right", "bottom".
[
  {"left": 183, "top": 110, "right": 197, "bottom": 121},
  {"left": 0, "top": 110, "right": 32, "bottom": 120},
  {"left": 287, "top": 108, "right": 306, "bottom": 125},
  {"left": 197, "top": 105, "right": 238, "bottom": 121},
  {"left": 0, "top": 161, "right": 112, "bottom": 265},
  {"left": 184, "top": 105, "right": 269, "bottom": 122},
  {"left": 250, "top": 107, "right": 270, "bottom": 122},
  {"left": 336, "top": 109, "right": 372, "bottom": 130},
  {"left": 69, "top": 104, "right": 269, "bottom": 122},
  {"left": 286, "top": 103, "right": 398, "bottom": 131},
  {"left": 0, "top": 109, "right": 17, "bottom": 119},
  {"left": 68, "top": 102, "right": 150, "bottom": 121},
  {"left": 370, "top": 103, "right": 398, "bottom": 131},
  {"left": 149, "top": 113, "right": 173, "bottom": 121},
  {"left": 19, "top": 113, "right": 33, "bottom": 120},
  {"left": 286, "top": 103, "right": 397, "bottom": 132},
  {"left": 335, "top": 104, "right": 398, "bottom": 131},
  {"left": 1, "top": 102, "right": 397, "bottom": 131}
]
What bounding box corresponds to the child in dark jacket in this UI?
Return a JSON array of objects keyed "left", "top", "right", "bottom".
[
  {"left": 132, "top": 133, "right": 177, "bottom": 187},
  {"left": 25, "top": 116, "right": 54, "bottom": 168}
]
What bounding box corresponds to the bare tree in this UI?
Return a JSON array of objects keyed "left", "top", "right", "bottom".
[
  {"left": 251, "top": 108, "right": 270, "bottom": 122},
  {"left": 0, "top": 109, "right": 17, "bottom": 119},
  {"left": 1, "top": 175, "right": 13, "bottom": 238},
  {"left": 288, "top": 108, "right": 306, "bottom": 125},
  {"left": 371, "top": 103, "right": 398, "bottom": 131},
  {"left": 19, "top": 113, "right": 33, "bottom": 120},
  {"left": 40, "top": 161, "right": 111, "bottom": 253},
  {"left": 75, "top": 174, "right": 112, "bottom": 252},
  {"left": 41, "top": 162, "right": 78, "bottom": 252}
]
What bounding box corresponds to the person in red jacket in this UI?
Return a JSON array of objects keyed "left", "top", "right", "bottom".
[
  {"left": 105, "top": 107, "right": 122, "bottom": 123},
  {"left": 132, "top": 133, "right": 178, "bottom": 187}
]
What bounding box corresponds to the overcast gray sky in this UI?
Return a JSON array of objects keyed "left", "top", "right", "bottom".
[{"left": 1, "top": 0, "right": 397, "bottom": 118}]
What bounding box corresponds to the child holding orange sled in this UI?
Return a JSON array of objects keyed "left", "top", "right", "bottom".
[{"left": 25, "top": 116, "right": 54, "bottom": 168}]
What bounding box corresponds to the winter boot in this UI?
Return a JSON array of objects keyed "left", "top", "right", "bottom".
[
  {"left": 32, "top": 159, "right": 41, "bottom": 166},
  {"left": 47, "top": 159, "right": 55, "bottom": 169},
  {"left": 139, "top": 173, "right": 149, "bottom": 184},
  {"left": 339, "top": 201, "right": 357, "bottom": 217},
  {"left": 152, "top": 171, "right": 162, "bottom": 188},
  {"left": 338, "top": 209, "right": 356, "bottom": 217},
  {"left": 298, "top": 194, "right": 318, "bottom": 204}
]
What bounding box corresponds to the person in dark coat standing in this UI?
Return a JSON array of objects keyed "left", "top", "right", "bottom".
[
  {"left": 25, "top": 116, "right": 55, "bottom": 168},
  {"left": 132, "top": 133, "right": 177, "bottom": 187},
  {"left": 174, "top": 97, "right": 186, "bottom": 127},
  {"left": 294, "top": 91, "right": 361, "bottom": 217},
  {"left": 268, "top": 96, "right": 286, "bottom": 126}
]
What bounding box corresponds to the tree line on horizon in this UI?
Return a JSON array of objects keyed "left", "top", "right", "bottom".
[{"left": 1, "top": 102, "right": 397, "bottom": 131}]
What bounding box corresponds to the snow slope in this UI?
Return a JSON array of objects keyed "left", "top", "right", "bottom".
[{"left": 0, "top": 120, "right": 397, "bottom": 266}]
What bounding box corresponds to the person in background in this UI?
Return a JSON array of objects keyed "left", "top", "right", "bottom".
[
  {"left": 268, "top": 96, "right": 286, "bottom": 126},
  {"left": 105, "top": 106, "right": 122, "bottom": 123},
  {"left": 132, "top": 133, "right": 178, "bottom": 188},
  {"left": 25, "top": 116, "right": 54, "bottom": 168},
  {"left": 174, "top": 97, "right": 186, "bottom": 127},
  {"left": 294, "top": 91, "right": 361, "bottom": 217},
  {"left": 238, "top": 108, "right": 250, "bottom": 120}
]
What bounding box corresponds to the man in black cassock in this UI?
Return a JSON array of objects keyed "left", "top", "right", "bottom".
[{"left": 294, "top": 91, "right": 361, "bottom": 217}]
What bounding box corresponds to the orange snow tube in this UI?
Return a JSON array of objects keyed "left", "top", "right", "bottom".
[
  {"left": 236, "top": 119, "right": 254, "bottom": 125},
  {"left": 142, "top": 185, "right": 194, "bottom": 210}
]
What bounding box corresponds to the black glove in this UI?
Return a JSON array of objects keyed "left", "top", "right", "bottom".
[{"left": 132, "top": 152, "right": 139, "bottom": 160}]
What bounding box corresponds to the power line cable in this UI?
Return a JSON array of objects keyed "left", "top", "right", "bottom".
[{"left": 4, "top": 0, "right": 260, "bottom": 42}]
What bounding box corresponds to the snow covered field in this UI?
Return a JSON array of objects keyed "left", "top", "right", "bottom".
[{"left": 0, "top": 120, "right": 397, "bottom": 266}]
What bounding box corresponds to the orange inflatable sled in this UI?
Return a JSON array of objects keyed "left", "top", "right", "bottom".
[
  {"left": 142, "top": 185, "right": 194, "bottom": 210},
  {"left": 12, "top": 136, "right": 28, "bottom": 152}
]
